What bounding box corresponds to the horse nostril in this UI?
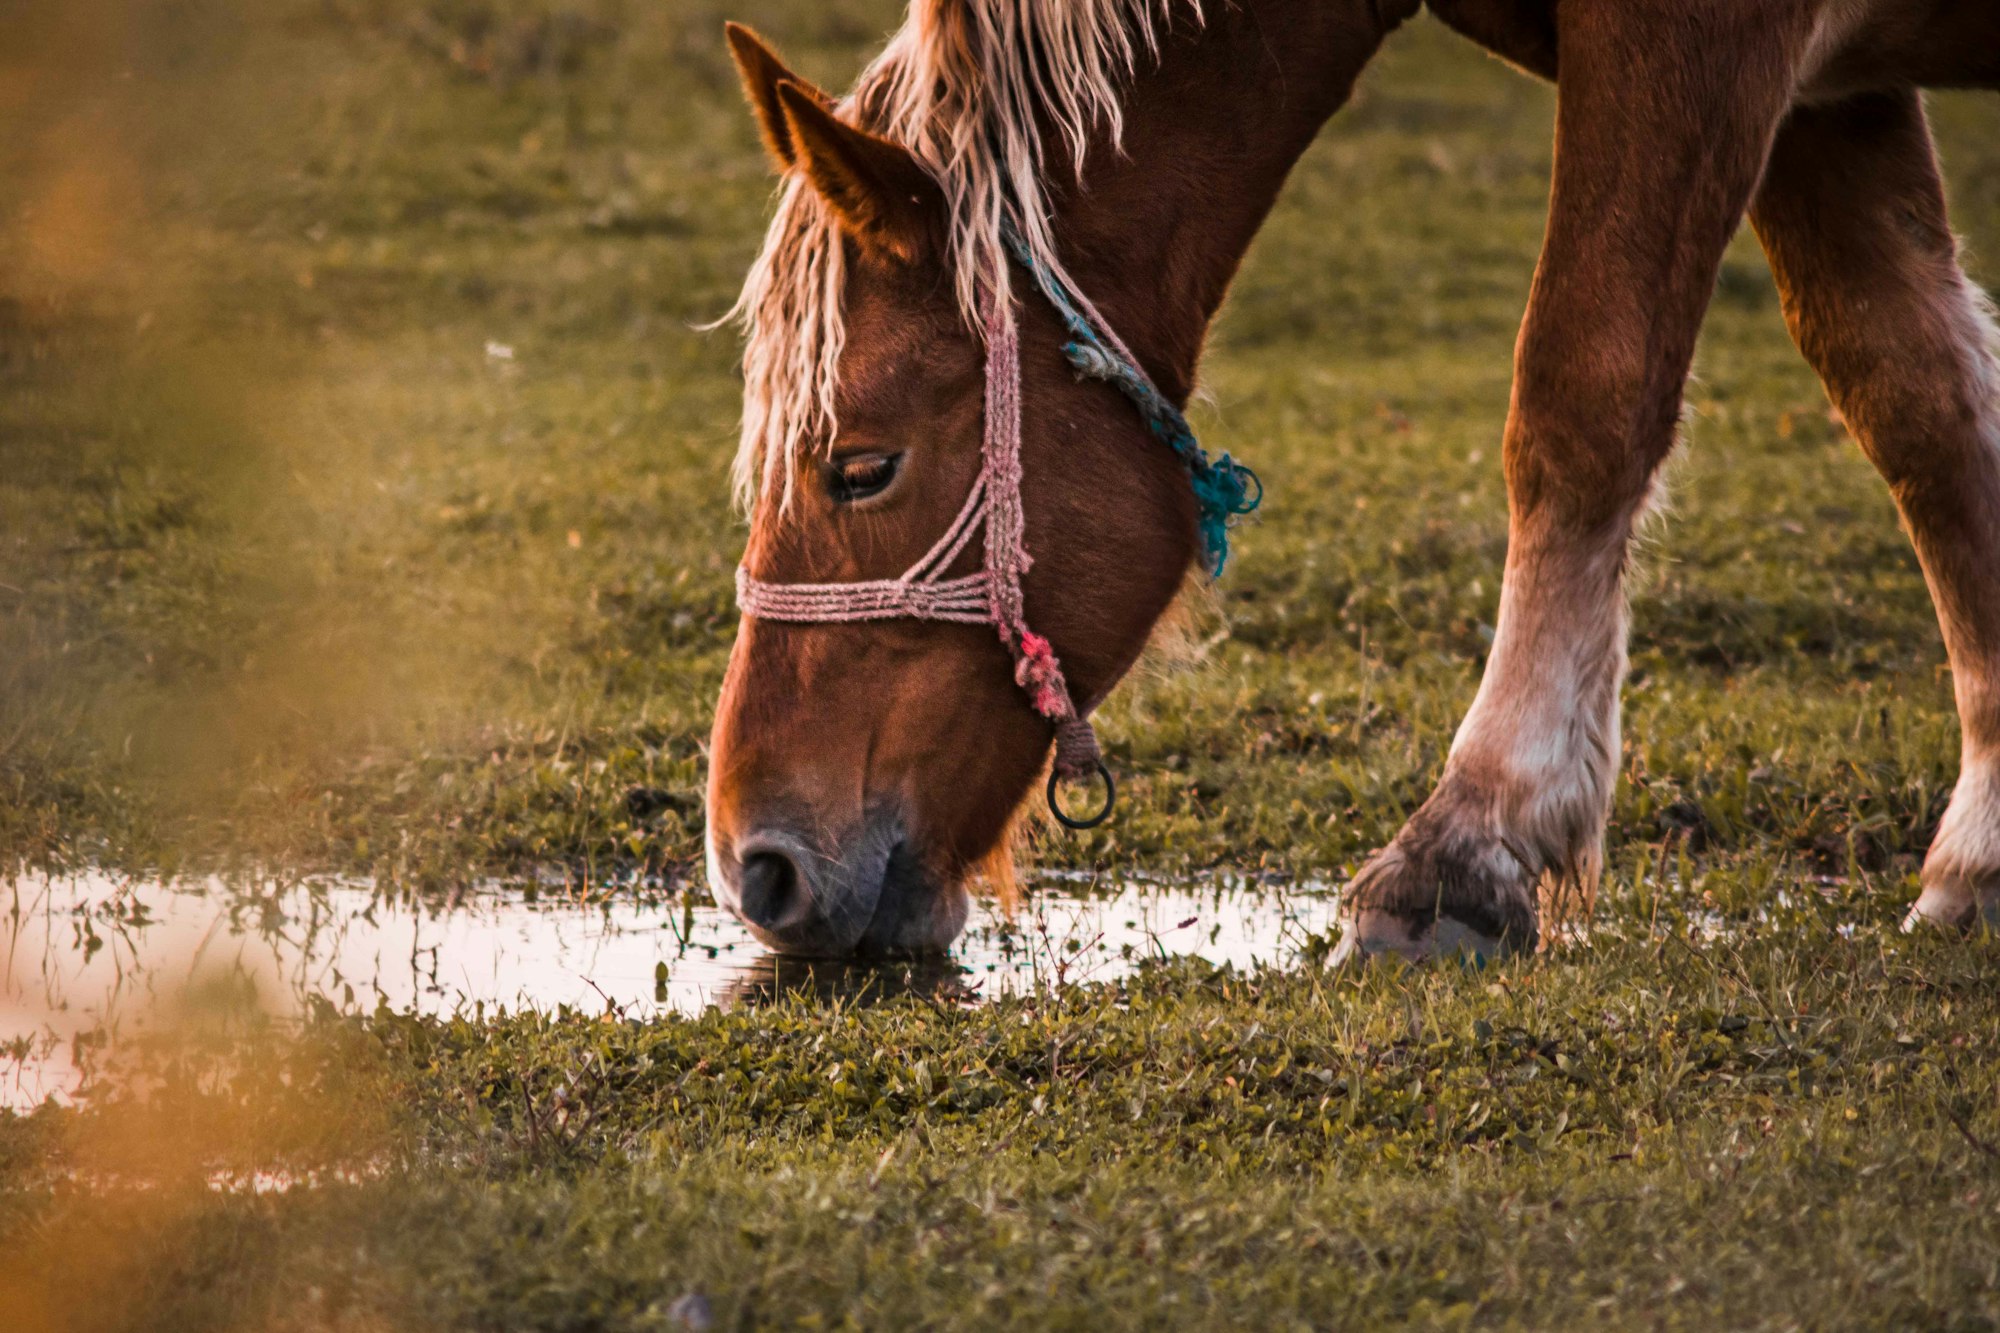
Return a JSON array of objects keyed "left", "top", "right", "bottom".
[{"left": 737, "top": 848, "right": 802, "bottom": 929}]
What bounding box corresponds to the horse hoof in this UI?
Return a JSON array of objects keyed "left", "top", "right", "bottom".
[
  {"left": 1327, "top": 908, "right": 1514, "bottom": 968},
  {"left": 1336, "top": 808, "right": 1546, "bottom": 967},
  {"left": 1901, "top": 883, "right": 2000, "bottom": 934}
]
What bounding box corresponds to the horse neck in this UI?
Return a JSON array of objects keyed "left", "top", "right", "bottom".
[{"left": 1048, "top": 0, "right": 1412, "bottom": 402}]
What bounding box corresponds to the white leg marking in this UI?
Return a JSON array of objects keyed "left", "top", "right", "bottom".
[
  {"left": 1337, "top": 535, "right": 1634, "bottom": 965},
  {"left": 1448, "top": 543, "right": 1630, "bottom": 893},
  {"left": 1909, "top": 748, "right": 2000, "bottom": 929},
  {"left": 1909, "top": 276, "right": 2000, "bottom": 929}
]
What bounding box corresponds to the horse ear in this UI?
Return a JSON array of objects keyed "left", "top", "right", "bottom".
[
  {"left": 777, "top": 81, "right": 941, "bottom": 262},
  {"left": 724, "top": 21, "right": 829, "bottom": 172}
]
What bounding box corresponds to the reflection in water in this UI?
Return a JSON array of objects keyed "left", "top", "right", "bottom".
[
  {"left": 718, "top": 954, "right": 986, "bottom": 1010},
  {"left": 2, "top": 871, "right": 1341, "bottom": 1108}
]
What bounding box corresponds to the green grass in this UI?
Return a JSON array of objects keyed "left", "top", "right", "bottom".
[
  {"left": 3, "top": 1, "right": 1999, "bottom": 1328},
  {"left": 6, "top": 914, "right": 2000, "bottom": 1329}
]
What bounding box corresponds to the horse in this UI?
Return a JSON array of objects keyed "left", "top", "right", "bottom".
[{"left": 703, "top": 0, "right": 2000, "bottom": 960}]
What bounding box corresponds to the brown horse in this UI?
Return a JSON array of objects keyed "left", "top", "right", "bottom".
[{"left": 705, "top": 0, "right": 2000, "bottom": 959}]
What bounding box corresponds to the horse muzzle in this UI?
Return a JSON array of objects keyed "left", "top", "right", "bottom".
[{"left": 706, "top": 816, "right": 970, "bottom": 957}]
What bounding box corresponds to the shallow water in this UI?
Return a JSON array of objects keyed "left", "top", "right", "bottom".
[{"left": 2, "top": 871, "right": 1341, "bottom": 1109}]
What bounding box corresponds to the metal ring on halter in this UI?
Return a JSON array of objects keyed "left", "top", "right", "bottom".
[{"left": 1046, "top": 761, "right": 1116, "bottom": 830}]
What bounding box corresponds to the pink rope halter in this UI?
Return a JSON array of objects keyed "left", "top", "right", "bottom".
[
  {"left": 737, "top": 251, "right": 1207, "bottom": 828},
  {"left": 735, "top": 288, "right": 1103, "bottom": 789}
]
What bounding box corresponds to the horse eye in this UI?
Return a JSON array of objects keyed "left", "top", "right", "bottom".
[{"left": 825, "top": 452, "right": 901, "bottom": 503}]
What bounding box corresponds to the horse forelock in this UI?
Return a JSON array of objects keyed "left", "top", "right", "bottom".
[{"left": 725, "top": 0, "right": 1202, "bottom": 512}]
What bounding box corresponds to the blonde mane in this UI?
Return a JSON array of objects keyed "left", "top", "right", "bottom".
[{"left": 725, "top": 0, "right": 1201, "bottom": 509}]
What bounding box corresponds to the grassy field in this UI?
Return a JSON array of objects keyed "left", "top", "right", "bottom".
[{"left": 4, "top": 1, "right": 2000, "bottom": 1328}]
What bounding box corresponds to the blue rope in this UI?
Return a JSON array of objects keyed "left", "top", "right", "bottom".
[{"left": 1000, "top": 221, "right": 1260, "bottom": 576}]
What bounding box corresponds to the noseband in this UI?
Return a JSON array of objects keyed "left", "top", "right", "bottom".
[{"left": 735, "top": 223, "right": 1259, "bottom": 828}]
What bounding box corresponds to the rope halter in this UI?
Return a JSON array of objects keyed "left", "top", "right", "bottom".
[{"left": 735, "top": 221, "right": 1260, "bottom": 829}]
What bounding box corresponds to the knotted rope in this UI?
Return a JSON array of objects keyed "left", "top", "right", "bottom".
[
  {"left": 735, "top": 230, "right": 1258, "bottom": 806},
  {"left": 999, "top": 222, "right": 1260, "bottom": 576}
]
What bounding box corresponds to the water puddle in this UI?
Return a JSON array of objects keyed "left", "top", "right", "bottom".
[{"left": 2, "top": 871, "right": 1340, "bottom": 1109}]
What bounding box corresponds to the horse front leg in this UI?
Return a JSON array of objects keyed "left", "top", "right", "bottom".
[{"left": 1335, "top": 2, "right": 1818, "bottom": 962}]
